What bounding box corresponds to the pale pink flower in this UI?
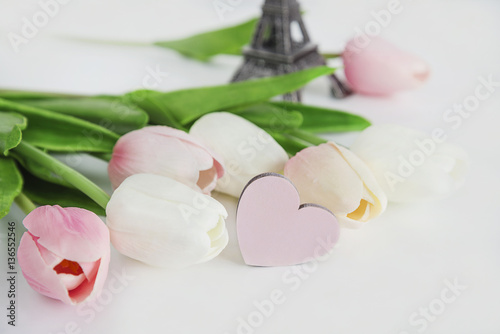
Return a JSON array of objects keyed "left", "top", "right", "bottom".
[
  {"left": 108, "top": 126, "right": 224, "bottom": 194},
  {"left": 343, "top": 37, "right": 430, "bottom": 95},
  {"left": 17, "top": 205, "right": 110, "bottom": 305}
]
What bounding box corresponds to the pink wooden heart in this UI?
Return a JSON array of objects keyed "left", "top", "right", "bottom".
[{"left": 237, "top": 173, "right": 340, "bottom": 267}]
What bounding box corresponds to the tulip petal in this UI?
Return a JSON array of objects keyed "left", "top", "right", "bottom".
[
  {"left": 22, "top": 206, "right": 110, "bottom": 263},
  {"left": 18, "top": 233, "right": 73, "bottom": 304},
  {"left": 329, "top": 142, "right": 388, "bottom": 221},
  {"left": 336, "top": 215, "right": 366, "bottom": 229},
  {"left": 284, "top": 143, "right": 364, "bottom": 215},
  {"left": 284, "top": 142, "right": 387, "bottom": 228},
  {"left": 18, "top": 206, "right": 110, "bottom": 305},
  {"left": 67, "top": 258, "right": 109, "bottom": 304},
  {"left": 148, "top": 126, "right": 226, "bottom": 182},
  {"left": 107, "top": 174, "right": 227, "bottom": 233},
  {"left": 190, "top": 112, "right": 288, "bottom": 198},
  {"left": 204, "top": 228, "right": 229, "bottom": 262},
  {"left": 106, "top": 174, "right": 228, "bottom": 268},
  {"left": 79, "top": 248, "right": 111, "bottom": 304},
  {"left": 350, "top": 124, "right": 469, "bottom": 202},
  {"left": 207, "top": 216, "right": 227, "bottom": 241},
  {"left": 59, "top": 273, "right": 86, "bottom": 291},
  {"left": 197, "top": 166, "right": 219, "bottom": 194},
  {"left": 110, "top": 228, "right": 211, "bottom": 268},
  {"left": 34, "top": 235, "right": 64, "bottom": 268},
  {"left": 343, "top": 37, "right": 430, "bottom": 95},
  {"left": 108, "top": 126, "right": 224, "bottom": 194}
]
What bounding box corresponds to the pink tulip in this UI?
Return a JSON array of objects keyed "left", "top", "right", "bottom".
[
  {"left": 17, "top": 205, "right": 110, "bottom": 305},
  {"left": 343, "top": 37, "right": 430, "bottom": 95},
  {"left": 108, "top": 126, "right": 224, "bottom": 194}
]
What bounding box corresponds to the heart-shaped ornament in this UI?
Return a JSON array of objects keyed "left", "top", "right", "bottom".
[{"left": 237, "top": 173, "right": 340, "bottom": 267}]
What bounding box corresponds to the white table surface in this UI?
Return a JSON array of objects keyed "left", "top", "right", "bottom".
[{"left": 1, "top": 0, "right": 500, "bottom": 333}]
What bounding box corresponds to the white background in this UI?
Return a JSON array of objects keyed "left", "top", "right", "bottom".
[{"left": 1, "top": 0, "right": 500, "bottom": 333}]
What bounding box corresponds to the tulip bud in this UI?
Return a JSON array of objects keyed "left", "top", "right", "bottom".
[
  {"left": 350, "top": 124, "right": 469, "bottom": 202},
  {"left": 343, "top": 37, "right": 430, "bottom": 95},
  {"left": 17, "top": 205, "right": 110, "bottom": 305},
  {"left": 108, "top": 126, "right": 224, "bottom": 194},
  {"left": 284, "top": 142, "right": 387, "bottom": 228},
  {"left": 106, "top": 173, "right": 228, "bottom": 268},
  {"left": 189, "top": 112, "right": 289, "bottom": 198}
]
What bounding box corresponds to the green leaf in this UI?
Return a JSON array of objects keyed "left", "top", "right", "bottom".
[
  {"left": 269, "top": 132, "right": 309, "bottom": 156},
  {"left": 0, "top": 112, "right": 27, "bottom": 155},
  {"left": 9, "top": 151, "right": 74, "bottom": 188},
  {"left": 270, "top": 102, "right": 371, "bottom": 133},
  {"left": 121, "top": 92, "right": 186, "bottom": 129},
  {"left": 17, "top": 97, "right": 149, "bottom": 135},
  {"left": 21, "top": 169, "right": 105, "bottom": 216},
  {"left": 321, "top": 53, "right": 342, "bottom": 59},
  {"left": 127, "top": 66, "right": 335, "bottom": 126},
  {"left": 0, "top": 157, "right": 23, "bottom": 219},
  {"left": 0, "top": 98, "right": 120, "bottom": 152},
  {"left": 231, "top": 103, "right": 303, "bottom": 132},
  {"left": 154, "top": 17, "right": 258, "bottom": 61},
  {"left": 287, "top": 128, "right": 327, "bottom": 146}
]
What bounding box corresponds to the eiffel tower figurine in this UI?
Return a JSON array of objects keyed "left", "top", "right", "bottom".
[{"left": 231, "top": 0, "right": 351, "bottom": 101}]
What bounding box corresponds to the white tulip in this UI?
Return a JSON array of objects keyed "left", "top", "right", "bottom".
[
  {"left": 106, "top": 174, "right": 228, "bottom": 268},
  {"left": 189, "top": 112, "right": 289, "bottom": 198},
  {"left": 350, "top": 124, "right": 469, "bottom": 203},
  {"left": 284, "top": 142, "right": 387, "bottom": 229}
]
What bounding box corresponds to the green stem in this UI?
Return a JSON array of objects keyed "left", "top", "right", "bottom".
[
  {"left": 270, "top": 132, "right": 310, "bottom": 156},
  {"left": 59, "top": 35, "right": 152, "bottom": 47},
  {"left": 90, "top": 152, "right": 112, "bottom": 162},
  {"left": 13, "top": 142, "right": 110, "bottom": 209},
  {"left": 149, "top": 98, "right": 187, "bottom": 131},
  {"left": 0, "top": 89, "right": 87, "bottom": 100},
  {"left": 14, "top": 192, "right": 37, "bottom": 214},
  {"left": 321, "top": 52, "right": 343, "bottom": 59},
  {"left": 289, "top": 129, "right": 327, "bottom": 146}
]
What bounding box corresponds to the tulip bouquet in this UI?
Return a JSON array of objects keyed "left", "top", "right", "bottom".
[
  {"left": 0, "top": 66, "right": 370, "bottom": 305},
  {"left": 0, "top": 21, "right": 467, "bottom": 308}
]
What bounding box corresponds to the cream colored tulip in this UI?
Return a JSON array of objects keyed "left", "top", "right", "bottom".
[
  {"left": 189, "top": 112, "right": 289, "bottom": 198},
  {"left": 106, "top": 174, "right": 228, "bottom": 268},
  {"left": 284, "top": 142, "right": 387, "bottom": 228},
  {"left": 350, "top": 124, "right": 469, "bottom": 202}
]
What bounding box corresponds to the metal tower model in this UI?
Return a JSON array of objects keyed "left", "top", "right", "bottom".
[{"left": 231, "top": 0, "right": 350, "bottom": 101}]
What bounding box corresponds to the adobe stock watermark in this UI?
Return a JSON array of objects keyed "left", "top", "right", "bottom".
[
  {"left": 61, "top": 64, "right": 168, "bottom": 169},
  {"left": 140, "top": 65, "right": 170, "bottom": 90},
  {"left": 398, "top": 278, "right": 467, "bottom": 333},
  {"left": 224, "top": 236, "right": 335, "bottom": 334},
  {"left": 212, "top": 0, "right": 243, "bottom": 21},
  {"left": 215, "top": 128, "right": 275, "bottom": 191},
  {"left": 345, "top": 0, "right": 411, "bottom": 59},
  {"left": 8, "top": 0, "right": 73, "bottom": 53},
  {"left": 5, "top": 221, "right": 18, "bottom": 327},
  {"left": 47, "top": 268, "right": 135, "bottom": 334},
  {"left": 217, "top": 106, "right": 296, "bottom": 191},
  {"left": 384, "top": 74, "right": 499, "bottom": 191},
  {"left": 178, "top": 191, "right": 215, "bottom": 223}
]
